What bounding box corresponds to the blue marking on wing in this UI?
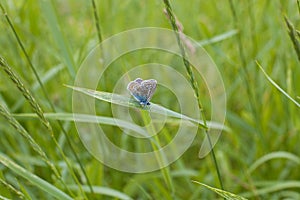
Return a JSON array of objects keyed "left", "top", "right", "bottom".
[{"left": 132, "top": 94, "right": 148, "bottom": 104}]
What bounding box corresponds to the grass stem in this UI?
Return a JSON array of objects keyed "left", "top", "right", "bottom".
[
  {"left": 140, "top": 109, "right": 175, "bottom": 196},
  {"left": 0, "top": 3, "right": 95, "bottom": 196},
  {"left": 228, "top": 0, "right": 266, "bottom": 147},
  {"left": 162, "top": 0, "right": 224, "bottom": 191},
  {"left": 91, "top": 0, "right": 103, "bottom": 43}
]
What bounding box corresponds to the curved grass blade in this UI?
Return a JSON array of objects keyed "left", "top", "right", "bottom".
[
  {"left": 0, "top": 104, "right": 59, "bottom": 179},
  {"left": 65, "top": 85, "right": 210, "bottom": 129},
  {"left": 284, "top": 16, "right": 300, "bottom": 62},
  {"left": 68, "top": 185, "right": 133, "bottom": 200},
  {"left": 0, "top": 153, "right": 73, "bottom": 200},
  {"left": 192, "top": 181, "right": 248, "bottom": 200},
  {"left": 0, "top": 177, "right": 25, "bottom": 199},
  {"left": 161, "top": 0, "right": 224, "bottom": 190},
  {"left": 197, "top": 29, "right": 239, "bottom": 46},
  {"left": 0, "top": 57, "right": 82, "bottom": 197},
  {"left": 0, "top": 195, "right": 10, "bottom": 200},
  {"left": 11, "top": 64, "right": 64, "bottom": 112},
  {"left": 256, "top": 61, "right": 300, "bottom": 108},
  {"left": 14, "top": 113, "right": 228, "bottom": 131},
  {"left": 14, "top": 113, "right": 149, "bottom": 138},
  {"left": 247, "top": 151, "right": 300, "bottom": 174},
  {"left": 241, "top": 181, "right": 300, "bottom": 198},
  {"left": 39, "top": 0, "right": 76, "bottom": 77}
]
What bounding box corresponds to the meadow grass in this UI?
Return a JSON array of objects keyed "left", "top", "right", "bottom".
[{"left": 0, "top": 0, "right": 299, "bottom": 199}]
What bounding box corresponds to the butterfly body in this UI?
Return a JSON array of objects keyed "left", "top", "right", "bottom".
[{"left": 127, "top": 78, "right": 157, "bottom": 106}]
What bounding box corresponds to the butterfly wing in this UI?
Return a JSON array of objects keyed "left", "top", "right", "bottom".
[
  {"left": 127, "top": 78, "right": 157, "bottom": 105},
  {"left": 141, "top": 79, "right": 157, "bottom": 104},
  {"left": 127, "top": 79, "right": 148, "bottom": 103}
]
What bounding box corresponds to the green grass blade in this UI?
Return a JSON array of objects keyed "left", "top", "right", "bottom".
[
  {"left": 0, "top": 153, "right": 73, "bottom": 200},
  {"left": 11, "top": 64, "right": 64, "bottom": 111},
  {"left": 140, "top": 110, "right": 174, "bottom": 195},
  {"left": 192, "top": 181, "right": 248, "bottom": 200},
  {"left": 39, "top": 0, "right": 76, "bottom": 77},
  {"left": 0, "top": 57, "right": 88, "bottom": 197},
  {"left": 256, "top": 61, "right": 300, "bottom": 107},
  {"left": 0, "top": 57, "right": 52, "bottom": 133},
  {"left": 0, "top": 104, "right": 59, "bottom": 179},
  {"left": 247, "top": 151, "right": 300, "bottom": 174},
  {"left": 0, "top": 195, "right": 10, "bottom": 200},
  {"left": 17, "top": 179, "right": 33, "bottom": 200},
  {"left": 14, "top": 113, "right": 150, "bottom": 138},
  {"left": 0, "top": 177, "right": 24, "bottom": 199},
  {"left": 0, "top": 4, "right": 92, "bottom": 194},
  {"left": 284, "top": 16, "right": 300, "bottom": 62},
  {"left": 66, "top": 85, "right": 208, "bottom": 129},
  {"left": 197, "top": 29, "right": 239, "bottom": 46},
  {"left": 90, "top": 0, "right": 103, "bottom": 43},
  {"left": 14, "top": 113, "right": 227, "bottom": 131},
  {"left": 69, "top": 185, "right": 133, "bottom": 200},
  {"left": 162, "top": 0, "right": 224, "bottom": 191},
  {"left": 13, "top": 112, "right": 228, "bottom": 151},
  {"left": 241, "top": 181, "right": 300, "bottom": 198}
]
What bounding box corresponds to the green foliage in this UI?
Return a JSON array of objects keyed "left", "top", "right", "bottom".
[
  {"left": 192, "top": 181, "right": 247, "bottom": 200},
  {"left": 0, "top": 0, "right": 299, "bottom": 199}
]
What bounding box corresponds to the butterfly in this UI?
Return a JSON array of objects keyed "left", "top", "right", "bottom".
[{"left": 127, "top": 78, "right": 157, "bottom": 106}]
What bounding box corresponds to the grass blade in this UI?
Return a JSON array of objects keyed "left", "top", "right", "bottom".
[
  {"left": 256, "top": 61, "right": 300, "bottom": 107},
  {"left": 13, "top": 112, "right": 229, "bottom": 133},
  {"left": 90, "top": 0, "right": 103, "bottom": 43},
  {"left": 0, "top": 153, "right": 73, "bottom": 200},
  {"left": 69, "top": 185, "right": 133, "bottom": 200},
  {"left": 0, "top": 57, "right": 52, "bottom": 133},
  {"left": 0, "top": 57, "right": 85, "bottom": 197},
  {"left": 0, "top": 195, "right": 10, "bottom": 200},
  {"left": 192, "top": 181, "right": 248, "bottom": 200},
  {"left": 248, "top": 151, "right": 300, "bottom": 174},
  {"left": 197, "top": 29, "right": 239, "bottom": 46},
  {"left": 0, "top": 4, "right": 92, "bottom": 195},
  {"left": 284, "top": 16, "right": 300, "bottom": 62},
  {"left": 11, "top": 64, "right": 64, "bottom": 112},
  {"left": 0, "top": 177, "right": 25, "bottom": 199},
  {"left": 241, "top": 181, "right": 300, "bottom": 198},
  {"left": 14, "top": 113, "right": 150, "bottom": 138},
  {"left": 66, "top": 85, "right": 208, "bottom": 129},
  {"left": 0, "top": 104, "right": 59, "bottom": 180},
  {"left": 163, "top": 0, "right": 224, "bottom": 191},
  {"left": 39, "top": 0, "right": 76, "bottom": 77}
]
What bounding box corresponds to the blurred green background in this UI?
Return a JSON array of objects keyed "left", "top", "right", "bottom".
[{"left": 0, "top": 0, "right": 299, "bottom": 199}]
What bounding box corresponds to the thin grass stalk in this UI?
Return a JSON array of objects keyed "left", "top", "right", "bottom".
[
  {"left": 162, "top": 0, "right": 224, "bottom": 191},
  {"left": 247, "top": 1, "right": 257, "bottom": 57},
  {"left": 140, "top": 110, "right": 175, "bottom": 197},
  {"left": 0, "top": 3, "right": 47, "bottom": 108},
  {"left": 0, "top": 57, "right": 83, "bottom": 198},
  {"left": 285, "top": 16, "right": 300, "bottom": 62},
  {"left": 228, "top": 0, "right": 266, "bottom": 145},
  {"left": 91, "top": 0, "right": 103, "bottom": 43},
  {"left": 91, "top": 0, "right": 109, "bottom": 92},
  {"left": 0, "top": 58, "right": 52, "bottom": 136},
  {"left": 0, "top": 104, "right": 55, "bottom": 176},
  {"left": 0, "top": 4, "right": 94, "bottom": 196},
  {"left": 0, "top": 153, "right": 73, "bottom": 200},
  {"left": 0, "top": 104, "right": 73, "bottom": 198},
  {"left": 0, "top": 178, "right": 25, "bottom": 199}
]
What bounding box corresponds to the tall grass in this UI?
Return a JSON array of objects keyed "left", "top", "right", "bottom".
[
  {"left": 0, "top": 0, "right": 299, "bottom": 199},
  {"left": 163, "top": 0, "right": 224, "bottom": 192},
  {"left": 0, "top": 3, "right": 94, "bottom": 197}
]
